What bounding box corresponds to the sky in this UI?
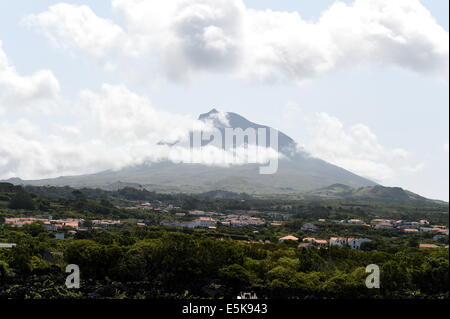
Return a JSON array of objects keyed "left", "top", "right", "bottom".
[{"left": 0, "top": 0, "right": 448, "bottom": 200}]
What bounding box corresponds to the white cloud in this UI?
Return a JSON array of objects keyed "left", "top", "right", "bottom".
[
  {"left": 299, "top": 111, "right": 424, "bottom": 182},
  {"left": 0, "top": 41, "right": 60, "bottom": 111},
  {"left": 22, "top": 3, "right": 126, "bottom": 57},
  {"left": 0, "top": 83, "right": 280, "bottom": 180},
  {"left": 79, "top": 83, "right": 204, "bottom": 144},
  {"left": 24, "top": 0, "right": 449, "bottom": 83},
  {"left": 203, "top": 109, "right": 230, "bottom": 127}
]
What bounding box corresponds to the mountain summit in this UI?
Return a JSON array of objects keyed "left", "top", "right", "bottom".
[{"left": 197, "top": 109, "right": 297, "bottom": 155}]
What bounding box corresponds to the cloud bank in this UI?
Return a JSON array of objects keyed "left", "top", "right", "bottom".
[
  {"left": 24, "top": 0, "right": 449, "bottom": 83},
  {"left": 280, "top": 103, "right": 426, "bottom": 183},
  {"left": 302, "top": 112, "right": 425, "bottom": 182},
  {"left": 0, "top": 41, "right": 60, "bottom": 112},
  {"left": 0, "top": 53, "right": 280, "bottom": 180}
]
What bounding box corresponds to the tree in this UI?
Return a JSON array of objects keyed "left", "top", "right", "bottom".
[
  {"left": 219, "top": 264, "right": 252, "bottom": 288},
  {"left": 72, "top": 190, "right": 86, "bottom": 201},
  {"left": 8, "top": 191, "right": 35, "bottom": 210},
  {"left": 407, "top": 237, "right": 419, "bottom": 248}
]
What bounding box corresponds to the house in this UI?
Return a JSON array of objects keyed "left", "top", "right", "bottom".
[
  {"left": 301, "top": 223, "right": 318, "bottom": 231},
  {"left": 92, "top": 220, "right": 121, "bottom": 227},
  {"left": 330, "top": 237, "right": 348, "bottom": 247},
  {"left": 161, "top": 220, "right": 196, "bottom": 228},
  {"left": 419, "top": 220, "right": 430, "bottom": 225},
  {"left": 371, "top": 219, "right": 395, "bottom": 226},
  {"left": 270, "top": 222, "right": 283, "bottom": 226},
  {"left": 189, "top": 210, "right": 207, "bottom": 216},
  {"left": 5, "top": 217, "right": 47, "bottom": 226},
  {"left": 348, "top": 219, "right": 365, "bottom": 225},
  {"left": 140, "top": 202, "right": 151, "bottom": 206},
  {"left": 228, "top": 219, "right": 246, "bottom": 227},
  {"left": 302, "top": 238, "right": 328, "bottom": 247},
  {"left": 298, "top": 242, "right": 314, "bottom": 249},
  {"left": 194, "top": 217, "right": 217, "bottom": 228},
  {"left": 330, "top": 237, "right": 371, "bottom": 250},
  {"left": 44, "top": 223, "right": 58, "bottom": 232},
  {"left": 5, "top": 217, "right": 82, "bottom": 230},
  {"left": 431, "top": 226, "right": 449, "bottom": 236},
  {"left": 394, "top": 220, "right": 407, "bottom": 226},
  {"left": 54, "top": 218, "right": 82, "bottom": 229},
  {"left": 433, "top": 234, "right": 445, "bottom": 241},
  {"left": 0, "top": 243, "right": 16, "bottom": 249},
  {"left": 347, "top": 238, "right": 372, "bottom": 250},
  {"left": 279, "top": 235, "right": 299, "bottom": 242},
  {"left": 403, "top": 228, "right": 419, "bottom": 233},
  {"left": 419, "top": 243, "right": 439, "bottom": 249},
  {"left": 55, "top": 233, "right": 65, "bottom": 240},
  {"left": 431, "top": 225, "right": 447, "bottom": 229},
  {"left": 245, "top": 217, "right": 265, "bottom": 226}
]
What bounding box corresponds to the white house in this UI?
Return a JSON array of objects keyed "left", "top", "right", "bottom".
[
  {"left": 193, "top": 217, "right": 217, "bottom": 228},
  {"left": 330, "top": 237, "right": 348, "bottom": 247},
  {"left": 347, "top": 238, "right": 372, "bottom": 250},
  {"left": 189, "top": 210, "right": 207, "bottom": 216},
  {"left": 161, "top": 220, "right": 196, "bottom": 228},
  {"left": 348, "top": 219, "right": 365, "bottom": 225},
  {"left": 330, "top": 237, "right": 371, "bottom": 250},
  {"left": 0, "top": 243, "right": 16, "bottom": 249},
  {"left": 301, "top": 223, "right": 318, "bottom": 231},
  {"left": 313, "top": 239, "right": 329, "bottom": 248}
]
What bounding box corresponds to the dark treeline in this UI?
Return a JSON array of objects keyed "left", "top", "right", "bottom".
[
  {"left": 0, "top": 226, "right": 448, "bottom": 299},
  {"left": 0, "top": 183, "right": 448, "bottom": 299}
]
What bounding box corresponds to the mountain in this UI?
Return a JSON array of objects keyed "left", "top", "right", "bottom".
[
  {"left": 304, "top": 184, "right": 444, "bottom": 204},
  {"left": 3, "top": 109, "right": 378, "bottom": 194},
  {"left": 196, "top": 108, "right": 297, "bottom": 154}
]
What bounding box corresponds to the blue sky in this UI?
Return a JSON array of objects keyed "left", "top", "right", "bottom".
[{"left": 0, "top": 0, "right": 448, "bottom": 200}]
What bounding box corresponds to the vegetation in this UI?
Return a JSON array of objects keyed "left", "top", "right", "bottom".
[{"left": 0, "top": 183, "right": 448, "bottom": 299}]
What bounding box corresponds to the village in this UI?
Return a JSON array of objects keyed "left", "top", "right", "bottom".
[{"left": 1, "top": 204, "right": 448, "bottom": 250}]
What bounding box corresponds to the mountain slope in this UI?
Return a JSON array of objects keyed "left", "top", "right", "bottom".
[{"left": 304, "top": 184, "right": 443, "bottom": 204}]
